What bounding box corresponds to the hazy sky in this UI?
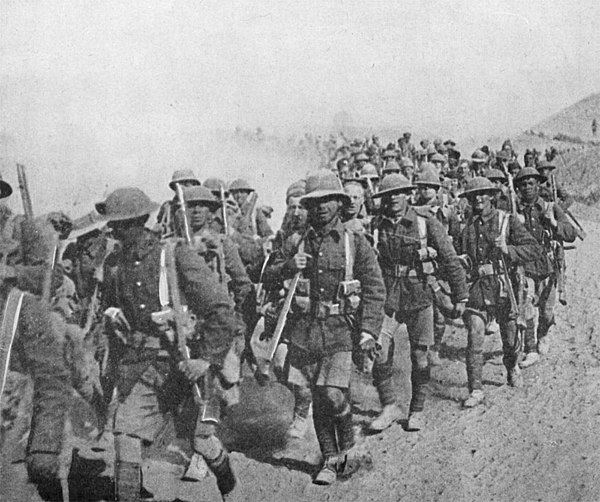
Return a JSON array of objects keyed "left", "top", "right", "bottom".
[{"left": 0, "top": 0, "right": 599, "bottom": 214}]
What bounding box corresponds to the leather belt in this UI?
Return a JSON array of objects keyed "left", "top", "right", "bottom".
[
  {"left": 315, "top": 301, "right": 341, "bottom": 319},
  {"left": 384, "top": 264, "right": 418, "bottom": 278}
]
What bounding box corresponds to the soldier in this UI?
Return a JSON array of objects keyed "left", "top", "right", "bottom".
[
  {"left": 273, "top": 181, "right": 308, "bottom": 252},
  {"left": 470, "top": 150, "right": 487, "bottom": 177},
  {"left": 263, "top": 171, "right": 385, "bottom": 485},
  {"left": 398, "top": 132, "right": 416, "bottom": 160},
  {"left": 156, "top": 170, "right": 201, "bottom": 237},
  {"left": 513, "top": 168, "right": 577, "bottom": 367},
  {"left": 228, "top": 178, "right": 273, "bottom": 238},
  {"left": 485, "top": 168, "right": 511, "bottom": 212},
  {"left": 537, "top": 160, "right": 574, "bottom": 209},
  {"left": 342, "top": 179, "right": 371, "bottom": 235},
  {"left": 430, "top": 153, "right": 447, "bottom": 177},
  {"left": 382, "top": 159, "right": 401, "bottom": 178},
  {"left": 98, "top": 187, "right": 239, "bottom": 500},
  {"left": 400, "top": 157, "right": 416, "bottom": 182},
  {"left": 457, "top": 177, "right": 542, "bottom": 408},
  {"left": 369, "top": 174, "right": 468, "bottom": 432}
]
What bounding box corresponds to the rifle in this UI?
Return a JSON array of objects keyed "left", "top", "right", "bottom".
[
  {"left": 548, "top": 173, "right": 568, "bottom": 304},
  {"left": 497, "top": 166, "right": 525, "bottom": 328},
  {"left": 220, "top": 185, "right": 230, "bottom": 236},
  {"left": 17, "top": 163, "right": 57, "bottom": 303},
  {"left": 251, "top": 272, "right": 300, "bottom": 381}
]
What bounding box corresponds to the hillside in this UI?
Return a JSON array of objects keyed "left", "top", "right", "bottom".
[{"left": 531, "top": 92, "right": 600, "bottom": 141}]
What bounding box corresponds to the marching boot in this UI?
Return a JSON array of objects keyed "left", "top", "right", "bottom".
[
  {"left": 313, "top": 410, "right": 339, "bottom": 485},
  {"left": 207, "top": 451, "right": 237, "bottom": 497},
  {"left": 370, "top": 378, "right": 401, "bottom": 432}
]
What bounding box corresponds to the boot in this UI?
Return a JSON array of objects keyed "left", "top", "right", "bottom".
[
  {"left": 207, "top": 452, "right": 236, "bottom": 496},
  {"left": 519, "top": 352, "right": 540, "bottom": 369},
  {"left": 314, "top": 456, "right": 338, "bottom": 486},
  {"left": 463, "top": 390, "right": 485, "bottom": 408},
  {"left": 369, "top": 404, "right": 402, "bottom": 432},
  {"left": 409, "top": 366, "right": 430, "bottom": 415},
  {"left": 406, "top": 411, "right": 425, "bottom": 432},
  {"left": 507, "top": 365, "right": 523, "bottom": 388}
]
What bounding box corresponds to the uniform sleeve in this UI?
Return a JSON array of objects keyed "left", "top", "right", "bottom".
[
  {"left": 352, "top": 232, "right": 386, "bottom": 338},
  {"left": 176, "top": 244, "right": 237, "bottom": 364},
  {"left": 506, "top": 215, "right": 543, "bottom": 265},
  {"left": 426, "top": 217, "right": 469, "bottom": 302},
  {"left": 223, "top": 236, "right": 254, "bottom": 312},
  {"left": 553, "top": 204, "right": 578, "bottom": 243},
  {"left": 263, "top": 237, "right": 298, "bottom": 289}
]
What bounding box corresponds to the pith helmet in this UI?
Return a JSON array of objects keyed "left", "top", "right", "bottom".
[
  {"left": 458, "top": 177, "right": 500, "bottom": 198},
  {"left": 286, "top": 180, "right": 306, "bottom": 202},
  {"left": 514, "top": 166, "right": 547, "bottom": 184},
  {"left": 360, "top": 163, "right": 379, "bottom": 179},
  {"left": 471, "top": 150, "right": 487, "bottom": 164},
  {"left": 495, "top": 150, "right": 511, "bottom": 161},
  {"left": 229, "top": 178, "right": 254, "bottom": 192},
  {"left": 430, "top": 153, "right": 446, "bottom": 164},
  {"left": 300, "top": 170, "right": 350, "bottom": 206},
  {"left": 95, "top": 187, "right": 159, "bottom": 221},
  {"left": 484, "top": 168, "right": 506, "bottom": 181},
  {"left": 0, "top": 176, "right": 12, "bottom": 199},
  {"left": 355, "top": 152, "right": 369, "bottom": 162},
  {"left": 183, "top": 186, "right": 221, "bottom": 209},
  {"left": 414, "top": 163, "right": 442, "bottom": 188},
  {"left": 169, "top": 169, "right": 200, "bottom": 191},
  {"left": 372, "top": 173, "right": 415, "bottom": 198},
  {"left": 383, "top": 160, "right": 401, "bottom": 173},
  {"left": 537, "top": 159, "right": 556, "bottom": 171},
  {"left": 400, "top": 157, "right": 415, "bottom": 169},
  {"left": 203, "top": 178, "right": 228, "bottom": 197}
]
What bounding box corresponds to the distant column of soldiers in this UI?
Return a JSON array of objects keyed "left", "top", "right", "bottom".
[{"left": 0, "top": 133, "right": 586, "bottom": 499}]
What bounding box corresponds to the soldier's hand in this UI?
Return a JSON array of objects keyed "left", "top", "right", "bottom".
[
  {"left": 292, "top": 252, "right": 312, "bottom": 271},
  {"left": 494, "top": 235, "right": 508, "bottom": 256},
  {"left": 358, "top": 332, "right": 380, "bottom": 374},
  {"left": 104, "top": 307, "right": 131, "bottom": 333},
  {"left": 544, "top": 206, "right": 558, "bottom": 228},
  {"left": 453, "top": 301, "right": 467, "bottom": 317},
  {"left": 179, "top": 358, "right": 210, "bottom": 381}
]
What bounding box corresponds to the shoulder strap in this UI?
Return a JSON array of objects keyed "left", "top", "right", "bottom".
[
  {"left": 344, "top": 230, "right": 356, "bottom": 281},
  {"left": 498, "top": 209, "right": 510, "bottom": 241},
  {"left": 417, "top": 215, "right": 428, "bottom": 250},
  {"left": 159, "top": 245, "right": 170, "bottom": 308}
]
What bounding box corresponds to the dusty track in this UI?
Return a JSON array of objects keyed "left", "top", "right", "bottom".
[{"left": 2, "top": 207, "right": 600, "bottom": 502}]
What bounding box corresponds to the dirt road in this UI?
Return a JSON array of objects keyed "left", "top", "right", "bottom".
[{"left": 2, "top": 207, "right": 600, "bottom": 502}]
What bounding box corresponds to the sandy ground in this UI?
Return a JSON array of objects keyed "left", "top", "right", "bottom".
[{"left": 2, "top": 205, "right": 600, "bottom": 502}]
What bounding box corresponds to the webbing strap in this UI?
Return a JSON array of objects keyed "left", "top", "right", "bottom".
[
  {"left": 159, "top": 246, "right": 169, "bottom": 308},
  {"left": 498, "top": 210, "right": 510, "bottom": 243},
  {"left": 417, "top": 216, "right": 428, "bottom": 250},
  {"left": 344, "top": 231, "right": 354, "bottom": 281},
  {"left": 0, "top": 289, "right": 25, "bottom": 404}
]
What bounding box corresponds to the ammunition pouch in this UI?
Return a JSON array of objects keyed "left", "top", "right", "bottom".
[
  {"left": 337, "top": 279, "right": 361, "bottom": 314},
  {"left": 293, "top": 278, "right": 311, "bottom": 313},
  {"left": 385, "top": 264, "right": 418, "bottom": 278}
]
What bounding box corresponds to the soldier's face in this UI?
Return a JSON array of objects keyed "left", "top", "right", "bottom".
[
  {"left": 417, "top": 186, "right": 437, "bottom": 203},
  {"left": 517, "top": 177, "right": 539, "bottom": 202},
  {"left": 188, "top": 202, "right": 212, "bottom": 231},
  {"left": 344, "top": 184, "right": 365, "bottom": 216},
  {"left": 307, "top": 196, "right": 342, "bottom": 227},
  {"left": 286, "top": 197, "right": 307, "bottom": 229},
  {"left": 385, "top": 192, "right": 408, "bottom": 216},
  {"left": 469, "top": 193, "right": 492, "bottom": 214},
  {"left": 232, "top": 190, "right": 250, "bottom": 207}
]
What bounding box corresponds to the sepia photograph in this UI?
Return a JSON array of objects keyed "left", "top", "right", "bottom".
[{"left": 1, "top": 1, "right": 599, "bottom": 500}]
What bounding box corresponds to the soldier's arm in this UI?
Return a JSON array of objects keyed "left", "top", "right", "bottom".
[
  {"left": 223, "top": 236, "right": 254, "bottom": 311},
  {"left": 263, "top": 237, "right": 299, "bottom": 288},
  {"left": 255, "top": 207, "right": 274, "bottom": 238},
  {"left": 426, "top": 217, "right": 469, "bottom": 302},
  {"left": 556, "top": 185, "right": 574, "bottom": 209},
  {"left": 552, "top": 204, "right": 578, "bottom": 243},
  {"left": 176, "top": 244, "right": 237, "bottom": 364},
  {"left": 352, "top": 232, "right": 386, "bottom": 338},
  {"left": 506, "top": 215, "right": 543, "bottom": 265}
]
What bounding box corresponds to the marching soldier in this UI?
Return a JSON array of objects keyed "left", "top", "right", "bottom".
[
  {"left": 457, "top": 177, "right": 542, "bottom": 408},
  {"left": 263, "top": 170, "right": 385, "bottom": 485},
  {"left": 98, "top": 187, "right": 239, "bottom": 500},
  {"left": 514, "top": 168, "right": 577, "bottom": 367},
  {"left": 537, "top": 159, "right": 574, "bottom": 209},
  {"left": 369, "top": 174, "right": 468, "bottom": 432},
  {"left": 228, "top": 178, "right": 274, "bottom": 238},
  {"left": 156, "top": 170, "right": 201, "bottom": 237}
]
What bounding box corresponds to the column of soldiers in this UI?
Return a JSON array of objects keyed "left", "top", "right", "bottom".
[{"left": 0, "top": 133, "right": 585, "bottom": 500}]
